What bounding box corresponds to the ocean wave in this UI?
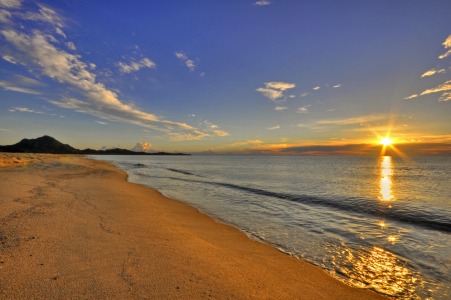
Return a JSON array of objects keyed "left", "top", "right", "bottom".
[{"left": 137, "top": 173, "right": 451, "bottom": 233}]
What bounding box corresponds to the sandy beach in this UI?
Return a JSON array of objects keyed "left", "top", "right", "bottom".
[{"left": 0, "top": 154, "right": 388, "bottom": 299}]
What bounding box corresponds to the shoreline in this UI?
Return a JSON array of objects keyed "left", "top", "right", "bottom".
[{"left": 0, "top": 153, "right": 388, "bottom": 299}]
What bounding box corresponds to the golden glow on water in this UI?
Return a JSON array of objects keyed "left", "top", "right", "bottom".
[
  {"left": 349, "top": 246, "right": 418, "bottom": 297},
  {"left": 388, "top": 236, "right": 397, "bottom": 242},
  {"left": 379, "top": 156, "right": 394, "bottom": 201}
]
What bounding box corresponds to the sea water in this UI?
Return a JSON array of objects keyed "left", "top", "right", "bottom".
[{"left": 90, "top": 155, "right": 451, "bottom": 299}]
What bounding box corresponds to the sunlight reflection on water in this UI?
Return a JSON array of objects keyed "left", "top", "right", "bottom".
[{"left": 379, "top": 156, "right": 394, "bottom": 202}]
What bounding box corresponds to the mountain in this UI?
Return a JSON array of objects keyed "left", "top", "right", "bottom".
[{"left": 0, "top": 135, "right": 189, "bottom": 155}]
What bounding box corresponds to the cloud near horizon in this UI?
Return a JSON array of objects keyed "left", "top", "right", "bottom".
[
  {"left": 130, "top": 142, "right": 153, "bottom": 152},
  {"left": 0, "top": 3, "right": 228, "bottom": 140}
]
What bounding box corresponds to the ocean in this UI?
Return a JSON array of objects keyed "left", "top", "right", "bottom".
[{"left": 90, "top": 155, "right": 451, "bottom": 299}]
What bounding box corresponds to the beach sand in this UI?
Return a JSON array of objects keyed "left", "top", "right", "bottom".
[{"left": 0, "top": 154, "right": 388, "bottom": 299}]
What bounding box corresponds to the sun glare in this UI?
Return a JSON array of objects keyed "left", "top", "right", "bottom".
[{"left": 379, "top": 137, "right": 394, "bottom": 146}]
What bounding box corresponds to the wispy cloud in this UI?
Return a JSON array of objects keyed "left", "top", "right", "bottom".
[
  {"left": 21, "top": 4, "right": 65, "bottom": 28},
  {"left": 95, "top": 121, "right": 107, "bottom": 124},
  {"left": 404, "top": 94, "right": 418, "bottom": 99},
  {"left": 268, "top": 125, "right": 279, "bottom": 130},
  {"left": 421, "top": 68, "right": 445, "bottom": 77},
  {"left": 13, "top": 74, "right": 46, "bottom": 86},
  {"left": 275, "top": 106, "right": 287, "bottom": 110},
  {"left": 439, "top": 34, "right": 451, "bottom": 59},
  {"left": 0, "top": 0, "right": 22, "bottom": 9},
  {"left": 253, "top": 1, "right": 271, "bottom": 5},
  {"left": 66, "top": 41, "right": 76, "bottom": 50},
  {"left": 312, "top": 86, "right": 320, "bottom": 90},
  {"left": 439, "top": 92, "right": 451, "bottom": 102},
  {"left": 297, "top": 104, "right": 311, "bottom": 113},
  {"left": 333, "top": 84, "right": 341, "bottom": 88},
  {"left": 256, "top": 81, "right": 295, "bottom": 102},
  {"left": 420, "top": 80, "right": 451, "bottom": 95},
  {"left": 0, "top": 6, "right": 229, "bottom": 141},
  {"left": 2, "top": 55, "right": 17, "bottom": 64},
  {"left": 203, "top": 119, "right": 219, "bottom": 129},
  {"left": 175, "top": 51, "right": 198, "bottom": 71},
  {"left": 9, "top": 107, "right": 43, "bottom": 114},
  {"left": 118, "top": 58, "right": 156, "bottom": 73},
  {"left": 300, "top": 92, "right": 310, "bottom": 97},
  {"left": 327, "top": 108, "right": 336, "bottom": 111},
  {"left": 0, "top": 80, "right": 42, "bottom": 94},
  {"left": 228, "top": 140, "right": 263, "bottom": 147},
  {"left": 316, "top": 114, "right": 388, "bottom": 125}
]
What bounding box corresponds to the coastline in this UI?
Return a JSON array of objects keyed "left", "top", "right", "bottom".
[{"left": 0, "top": 153, "right": 388, "bottom": 299}]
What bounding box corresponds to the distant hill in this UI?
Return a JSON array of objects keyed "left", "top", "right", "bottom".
[{"left": 0, "top": 135, "right": 190, "bottom": 155}]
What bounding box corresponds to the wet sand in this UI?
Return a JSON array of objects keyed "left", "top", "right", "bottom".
[{"left": 0, "top": 153, "right": 388, "bottom": 299}]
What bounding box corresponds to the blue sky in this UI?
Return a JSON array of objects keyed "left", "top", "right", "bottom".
[{"left": 1, "top": 0, "right": 450, "bottom": 155}]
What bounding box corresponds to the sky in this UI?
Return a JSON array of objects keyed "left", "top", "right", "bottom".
[{"left": 0, "top": 0, "right": 450, "bottom": 156}]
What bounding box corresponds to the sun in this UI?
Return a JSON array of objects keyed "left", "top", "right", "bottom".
[{"left": 379, "top": 137, "right": 394, "bottom": 146}]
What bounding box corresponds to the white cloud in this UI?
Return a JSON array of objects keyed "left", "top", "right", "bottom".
[
  {"left": 1, "top": 29, "right": 199, "bottom": 130},
  {"left": 185, "top": 59, "right": 196, "bottom": 71},
  {"left": 200, "top": 72, "right": 205, "bottom": 77},
  {"left": 175, "top": 51, "right": 197, "bottom": 71},
  {"left": 0, "top": 0, "right": 21, "bottom": 9},
  {"left": 66, "top": 41, "right": 76, "bottom": 50},
  {"left": 253, "top": 0, "right": 271, "bottom": 5},
  {"left": 333, "top": 84, "right": 341, "bottom": 88},
  {"left": 297, "top": 104, "right": 311, "bottom": 113},
  {"left": 2, "top": 54, "right": 16, "bottom": 64},
  {"left": 421, "top": 68, "right": 445, "bottom": 77},
  {"left": 313, "top": 86, "right": 320, "bottom": 90},
  {"left": 21, "top": 4, "right": 65, "bottom": 28},
  {"left": 175, "top": 52, "right": 187, "bottom": 60},
  {"left": 327, "top": 108, "right": 336, "bottom": 111},
  {"left": 268, "top": 125, "right": 279, "bottom": 130},
  {"left": 0, "top": 9, "right": 11, "bottom": 23},
  {"left": 55, "top": 27, "right": 66, "bottom": 38},
  {"left": 275, "top": 106, "right": 287, "bottom": 110},
  {"left": 256, "top": 87, "right": 283, "bottom": 101},
  {"left": 256, "top": 81, "right": 295, "bottom": 102},
  {"left": 1, "top": 4, "right": 228, "bottom": 141},
  {"left": 404, "top": 94, "right": 418, "bottom": 99},
  {"left": 95, "top": 121, "right": 107, "bottom": 124},
  {"left": 288, "top": 95, "right": 295, "bottom": 98},
  {"left": 264, "top": 82, "right": 295, "bottom": 91},
  {"left": 300, "top": 92, "right": 309, "bottom": 97},
  {"left": 9, "top": 107, "right": 43, "bottom": 113},
  {"left": 118, "top": 58, "right": 156, "bottom": 73},
  {"left": 130, "top": 142, "right": 153, "bottom": 152},
  {"left": 203, "top": 119, "right": 219, "bottom": 129}
]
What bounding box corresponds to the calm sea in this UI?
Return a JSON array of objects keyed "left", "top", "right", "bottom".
[{"left": 90, "top": 155, "right": 451, "bottom": 299}]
